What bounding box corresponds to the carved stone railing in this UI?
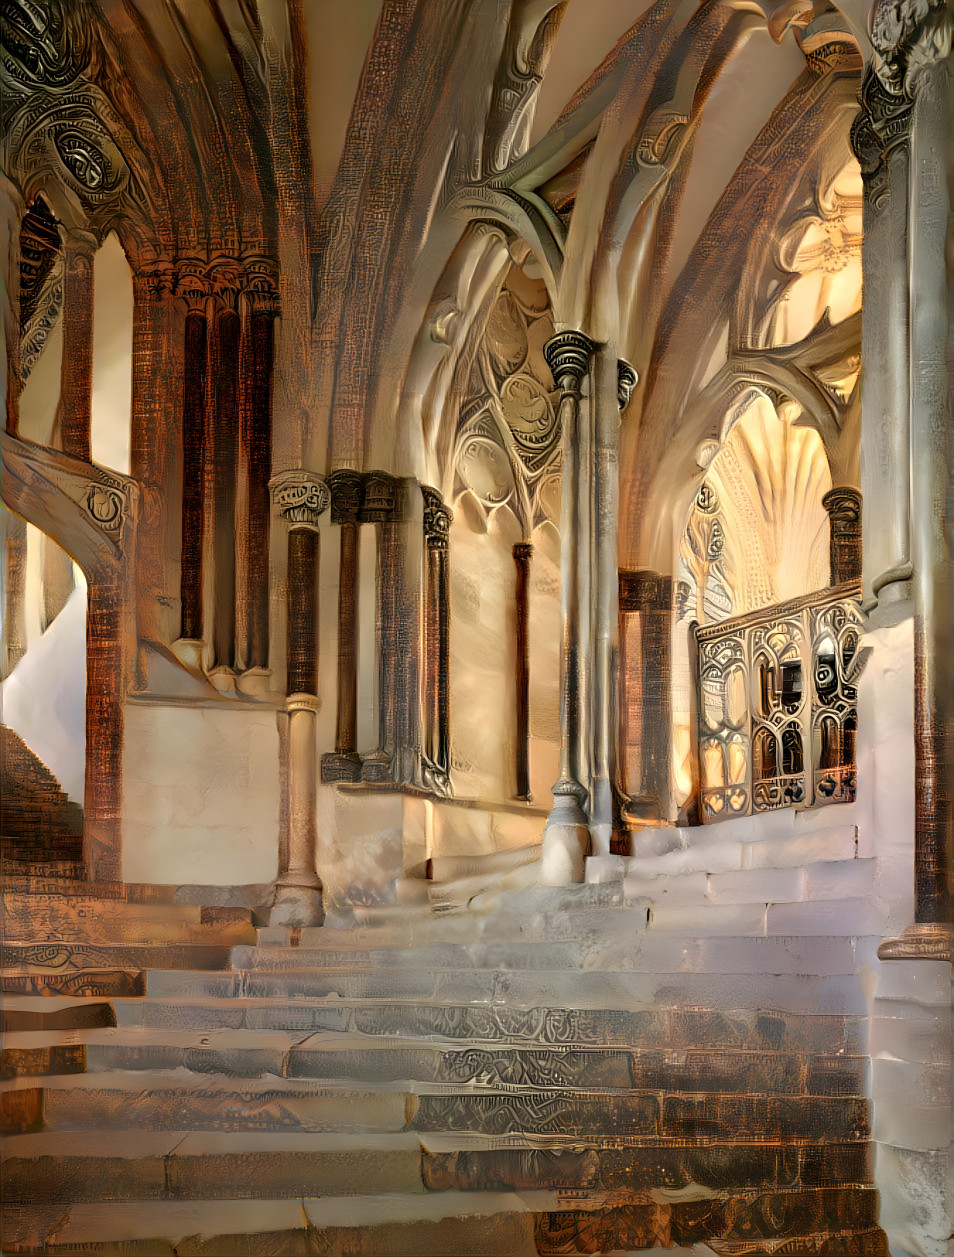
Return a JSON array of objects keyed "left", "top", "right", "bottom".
[{"left": 693, "top": 583, "right": 863, "bottom": 824}]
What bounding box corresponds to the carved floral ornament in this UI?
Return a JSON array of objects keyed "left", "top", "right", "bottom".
[{"left": 269, "top": 470, "right": 329, "bottom": 530}]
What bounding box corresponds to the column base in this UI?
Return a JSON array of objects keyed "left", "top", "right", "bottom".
[
  {"left": 269, "top": 880, "right": 325, "bottom": 928},
  {"left": 171, "top": 638, "right": 204, "bottom": 671},
  {"left": 541, "top": 782, "right": 590, "bottom": 885},
  {"left": 878, "top": 921, "right": 954, "bottom": 962},
  {"left": 321, "top": 751, "right": 363, "bottom": 783},
  {"left": 236, "top": 666, "right": 272, "bottom": 698},
  {"left": 207, "top": 665, "right": 236, "bottom": 694},
  {"left": 361, "top": 750, "right": 393, "bottom": 784}
]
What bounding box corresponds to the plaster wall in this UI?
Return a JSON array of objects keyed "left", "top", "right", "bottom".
[{"left": 121, "top": 700, "right": 280, "bottom": 886}]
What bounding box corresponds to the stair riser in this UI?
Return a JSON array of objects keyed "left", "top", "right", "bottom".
[
  {"left": 4, "top": 1085, "right": 869, "bottom": 1142},
  {"left": 1, "top": 943, "right": 234, "bottom": 973},
  {"left": 111, "top": 1002, "right": 866, "bottom": 1052}
]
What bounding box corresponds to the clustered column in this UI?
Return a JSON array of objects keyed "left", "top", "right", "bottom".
[
  {"left": 270, "top": 470, "right": 329, "bottom": 926},
  {"left": 322, "top": 469, "right": 364, "bottom": 782},
  {"left": 58, "top": 228, "right": 96, "bottom": 461}
]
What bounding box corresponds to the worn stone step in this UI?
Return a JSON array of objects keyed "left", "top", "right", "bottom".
[
  {"left": 1, "top": 877, "right": 180, "bottom": 903},
  {"left": 1, "top": 1027, "right": 313, "bottom": 1080},
  {"left": 230, "top": 939, "right": 586, "bottom": 971},
  {"left": 232, "top": 932, "right": 882, "bottom": 979},
  {"left": 121, "top": 1002, "right": 866, "bottom": 1052},
  {"left": 2, "top": 895, "right": 256, "bottom": 946},
  {"left": 1, "top": 969, "right": 145, "bottom": 997},
  {"left": 128, "top": 958, "right": 870, "bottom": 1022},
  {"left": 1, "top": 940, "right": 235, "bottom": 974},
  {"left": 0, "top": 996, "right": 117, "bottom": 1032},
  {"left": 0, "top": 1073, "right": 412, "bottom": 1135},
  {"left": 0, "top": 1070, "right": 870, "bottom": 1142},
  {"left": 0, "top": 1187, "right": 887, "bottom": 1256},
  {"left": 421, "top": 1138, "right": 873, "bottom": 1191},
  {"left": 1, "top": 1130, "right": 425, "bottom": 1202}
]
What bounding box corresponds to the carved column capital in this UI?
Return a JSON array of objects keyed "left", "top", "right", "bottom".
[
  {"left": 617, "top": 360, "right": 638, "bottom": 410},
  {"left": 207, "top": 254, "right": 244, "bottom": 311},
  {"left": 544, "top": 330, "right": 597, "bottom": 393},
  {"left": 823, "top": 485, "right": 862, "bottom": 530},
  {"left": 270, "top": 469, "right": 329, "bottom": 531},
  {"left": 242, "top": 254, "right": 280, "bottom": 315},
  {"left": 422, "top": 486, "right": 452, "bottom": 550},
  {"left": 513, "top": 541, "right": 533, "bottom": 562},
  {"left": 134, "top": 259, "right": 176, "bottom": 301},
  {"left": 174, "top": 258, "right": 212, "bottom": 314},
  {"left": 360, "top": 470, "right": 397, "bottom": 523},
  {"left": 870, "top": 0, "right": 952, "bottom": 96},
  {"left": 328, "top": 468, "right": 364, "bottom": 525},
  {"left": 823, "top": 486, "right": 863, "bottom": 584}
]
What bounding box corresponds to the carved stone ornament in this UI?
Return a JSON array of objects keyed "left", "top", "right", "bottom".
[
  {"left": 617, "top": 360, "right": 638, "bottom": 410},
  {"left": 328, "top": 469, "right": 363, "bottom": 526},
  {"left": 360, "top": 470, "right": 397, "bottom": 523},
  {"left": 83, "top": 480, "right": 126, "bottom": 533},
  {"left": 543, "top": 330, "right": 597, "bottom": 391},
  {"left": 269, "top": 470, "right": 329, "bottom": 530},
  {"left": 870, "top": 0, "right": 953, "bottom": 95},
  {"left": 850, "top": 66, "right": 915, "bottom": 207},
  {"left": 822, "top": 485, "right": 862, "bottom": 532},
  {"left": 852, "top": 0, "right": 953, "bottom": 206},
  {"left": 2, "top": 2, "right": 155, "bottom": 230},
  {"left": 422, "top": 486, "right": 453, "bottom": 550}
]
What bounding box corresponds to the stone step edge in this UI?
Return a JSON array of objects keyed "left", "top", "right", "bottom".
[{"left": 0, "top": 1190, "right": 887, "bottom": 1251}]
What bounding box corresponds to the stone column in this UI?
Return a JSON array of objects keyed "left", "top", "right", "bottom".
[
  {"left": 590, "top": 354, "right": 638, "bottom": 857},
  {"left": 422, "top": 487, "right": 452, "bottom": 796},
  {"left": 822, "top": 486, "right": 862, "bottom": 586},
  {"left": 513, "top": 541, "right": 533, "bottom": 801},
  {"left": 131, "top": 262, "right": 183, "bottom": 648},
  {"left": 360, "top": 470, "right": 398, "bottom": 783},
  {"left": 270, "top": 469, "right": 329, "bottom": 927},
  {"left": 235, "top": 277, "right": 277, "bottom": 688},
  {"left": 58, "top": 229, "right": 96, "bottom": 461},
  {"left": 859, "top": 0, "right": 954, "bottom": 959},
  {"left": 541, "top": 330, "right": 596, "bottom": 884},
  {"left": 618, "top": 568, "right": 673, "bottom": 826},
  {"left": 175, "top": 282, "right": 210, "bottom": 659},
  {"left": 322, "top": 469, "right": 364, "bottom": 782}
]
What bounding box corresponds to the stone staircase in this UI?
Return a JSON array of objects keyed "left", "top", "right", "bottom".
[{"left": 0, "top": 858, "right": 889, "bottom": 1256}]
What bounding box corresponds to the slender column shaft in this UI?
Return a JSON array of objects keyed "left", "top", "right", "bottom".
[
  {"left": 59, "top": 231, "right": 96, "bottom": 461},
  {"left": 541, "top": 331, "right": 596, "bottom": 884},
  {"left": 206, "top": 308, "right": 240, "bottom": 672},
  {"left": 322, "top": 470, "right": 363, "bottom": 782},
  {"left": 360, "top": 472, "right": 398, "bottom": 783},
  {"left": 84, "top": 571, "right": 125, "bottom": 881},
  {"left": 591, "top": 354, "right": 638, "bottom": 854},
  {"left": 908, "top": 64, "right": 953, "bottom": 928},
  {"left": 270, "top": 470, "right": 329, "bottom": 927},
  {"left": 179, "top": 312, "right": 207, "bottom": 642},
  {"left": 618, "top": 569, "right": 673, "bottom": 824},
  {"left": 236, "top": 306, "right": 274, "bottom": 672},
  {"left": 131, "top": 268, "right": 183, "bottom": 646},
  {"left": 2, "top": 512, "right": 27, "bottom": 677},
  {"left": 422, "top": 487, "right": 452, "bottom": 794},
  {"left": 513, "top": 542, "right": 532, "bottom": 801}
]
